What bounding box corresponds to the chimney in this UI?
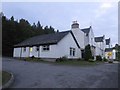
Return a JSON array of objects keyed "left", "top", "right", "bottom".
[{"left": 71, "top": 21, "right": 79, "bottom": 29}]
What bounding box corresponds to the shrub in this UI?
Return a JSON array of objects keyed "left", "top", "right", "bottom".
[
  {"left": 84, "top": 44, "right": 92, "bottom": 61},
  {"left": 31, "top": 55, "right": 35, "bottom": 59},
  {"left": 56, "top": 56, "right": 68, "bottom": 62},
  {"left": 103, "top": 57, "right": 108, "bottom": 62},
  {"left": 96, "top": 55, "right": 102, "bottom": 61},
  {"left": 92, "top": 56, "right": 94, "bottom": 59}
]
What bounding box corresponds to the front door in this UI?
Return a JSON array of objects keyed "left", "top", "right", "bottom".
[
  {"left": 29, "top": 47, "right": 33, "bottom": 57},
  {"left": 81, "top": 50, "right": 84, "bottom": 59}
]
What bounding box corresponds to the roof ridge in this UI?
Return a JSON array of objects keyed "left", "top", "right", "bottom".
[{"left": 81, "top": 26, "right": 91, "bottom": 30}]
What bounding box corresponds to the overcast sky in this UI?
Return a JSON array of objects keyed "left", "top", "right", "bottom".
[{"left": 2, "top": 2, "right": 118, "bottom": 46}]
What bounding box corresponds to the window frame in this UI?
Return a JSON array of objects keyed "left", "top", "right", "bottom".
[
  {"left": 42, "top": 45, "right": 50, "bottom": 51},
  {"left": 69, "top": 47, "right": 76, "bottom": 56}
]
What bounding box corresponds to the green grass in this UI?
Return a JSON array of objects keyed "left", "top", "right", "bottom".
[
  {"left": 54, "top": 60, "right": 104, "bottom": 66},
  {"left": 17, "top": 57, "right": 105, "bottom": 66},
  {"left": 18, "top": 57, "right": 54, "bottom": 64},
  {"left": 2, "top": 71, "right": 11, "bottom": 85}
]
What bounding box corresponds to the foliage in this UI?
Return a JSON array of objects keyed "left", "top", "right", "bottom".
[
  {"left": 56, "top": 56, "right": 68, "bottom": 62},
  {"left": 96, "top": 55, "right": 102, "bottom": 61},
  {"left": 103, "top": 57, "right": 108, "bottom": 62},
  {"left": 55, "top": 59, "right": 104, "bottom": 66},
  {"left": 24, "top": 57, "right": 43, "bottom": 62},
  {"left": 2, "top": 15, "right": 56, "bottom": 56},
  {"left": 2, "top": 71, "right": 11, "bottom": 85},
  {"left": 84, "top": 44, "right": 92, "bottom": 61},
  {"left": 114, "top": 44, "right": 120, "bottom": 60}
]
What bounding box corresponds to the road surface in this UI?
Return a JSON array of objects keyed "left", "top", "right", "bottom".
[{"left": 2, "top": 57, "right": 119, "bottom": 88}]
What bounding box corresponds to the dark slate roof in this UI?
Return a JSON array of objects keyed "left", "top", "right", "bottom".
[
  {"left": 95, "top": 36, "right": 104, "bottom": 42},
  {"left": 105, "top": 38, "right": 110, "bottom": 45},
  {"left": 14, "top": 31, "right": 70, "bottom": 47},
  {"left": 81, "top": 26, "right": 91, "bottom": 34},
  {"left": 105, "top": 48, "right": 113, "bottom": 52}
]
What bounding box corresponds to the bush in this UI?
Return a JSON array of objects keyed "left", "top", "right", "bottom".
[
  {"left": 31, "top": 55, "right": 35, "bottom": 59},
  {"left": 103, "top": 57, "right": 108, "bottom": 62},
  {"left": 96, "top": 55, "right": 102, "bottom": 61},
  {"left": 56, "top": 56, "right": 68, "bottom": 62},
  {"left": 84, "top": 44, "right": 92, "bottom": 61},
  {"left": 92, "top": 56, "right": 94, "bottom": 59}
]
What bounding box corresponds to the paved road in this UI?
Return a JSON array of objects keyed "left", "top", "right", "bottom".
[{"left": 2, "top": 57, "right": 119, "bottom": 88}]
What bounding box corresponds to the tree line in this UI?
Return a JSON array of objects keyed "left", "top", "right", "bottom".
[{"left": 2, "top": 15, "right": 58, "bottom": 56}]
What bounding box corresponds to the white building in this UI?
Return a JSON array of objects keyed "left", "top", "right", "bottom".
[
  {"left": 95, "top": 35, "right": 106, "bottom": 58},
  {"left": 13, "top": 21, "right": 84, "bottom": 60},
  {"left": 13, "top": 21, "right": 112, "bottom": 61},
  {"left": 81, "top": 26, "right": 96, "bottom": 57}
]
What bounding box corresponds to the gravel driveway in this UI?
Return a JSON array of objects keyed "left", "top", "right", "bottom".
[{"left": 2, "top": 57, "right": 119, "bottom": 88}]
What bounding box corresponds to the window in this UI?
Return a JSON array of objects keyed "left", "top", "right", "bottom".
[
  {"left": 36, "top": 46, "right": 39, "bottom": 52},
  {"left": 42, "top": 45, "right": 50, "bottom": 51},
  {"left": 70, "top": 48, "right": 72, "bottom": 56},
  {"left": 70, "top": 47, "right": 75, "bottom": 56},
  {"left": 23, "top": 47, "right": 26, "bottom": 52},
  {"left": 73, "top": 48, "right": 75, "bottom": 56}
]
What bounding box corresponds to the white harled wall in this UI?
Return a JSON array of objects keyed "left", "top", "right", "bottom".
[
  {"left": 72, "top": 28, "right": 85, "bottom": 49},
  {"left": 13, "top": 48, "right": 21, "bottom": 57}
]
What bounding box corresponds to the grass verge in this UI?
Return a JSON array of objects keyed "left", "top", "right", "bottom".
[
  {"left": 17, "top": 57, "right": 105, "bottom": 66},
  {"left": 2, "top": 71, "right": 11, "bottom": 86},
  {"left": 56, "top": 60, "right": 104, "bottom": 66},
  {"left": 54, "top": 60, "right": 104, "bottom": 66}
]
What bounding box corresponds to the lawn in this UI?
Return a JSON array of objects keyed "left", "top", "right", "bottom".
[
  {"left": 2, "top": 71, "right": 11, "bottom": 86},
  {"left": 17, "top": 57, "right": 105, "bottom": 66},
  {"left": 54, "top": 60, "right": 104, "bottom": 66}
]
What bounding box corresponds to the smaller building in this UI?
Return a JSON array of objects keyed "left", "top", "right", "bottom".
[{"left": 105, "top": 48, "right": 116, "bottom": 60}]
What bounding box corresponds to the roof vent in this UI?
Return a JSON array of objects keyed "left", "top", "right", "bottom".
[{"left": 71, "top": 21, "right": 79, "bottom": 29}]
